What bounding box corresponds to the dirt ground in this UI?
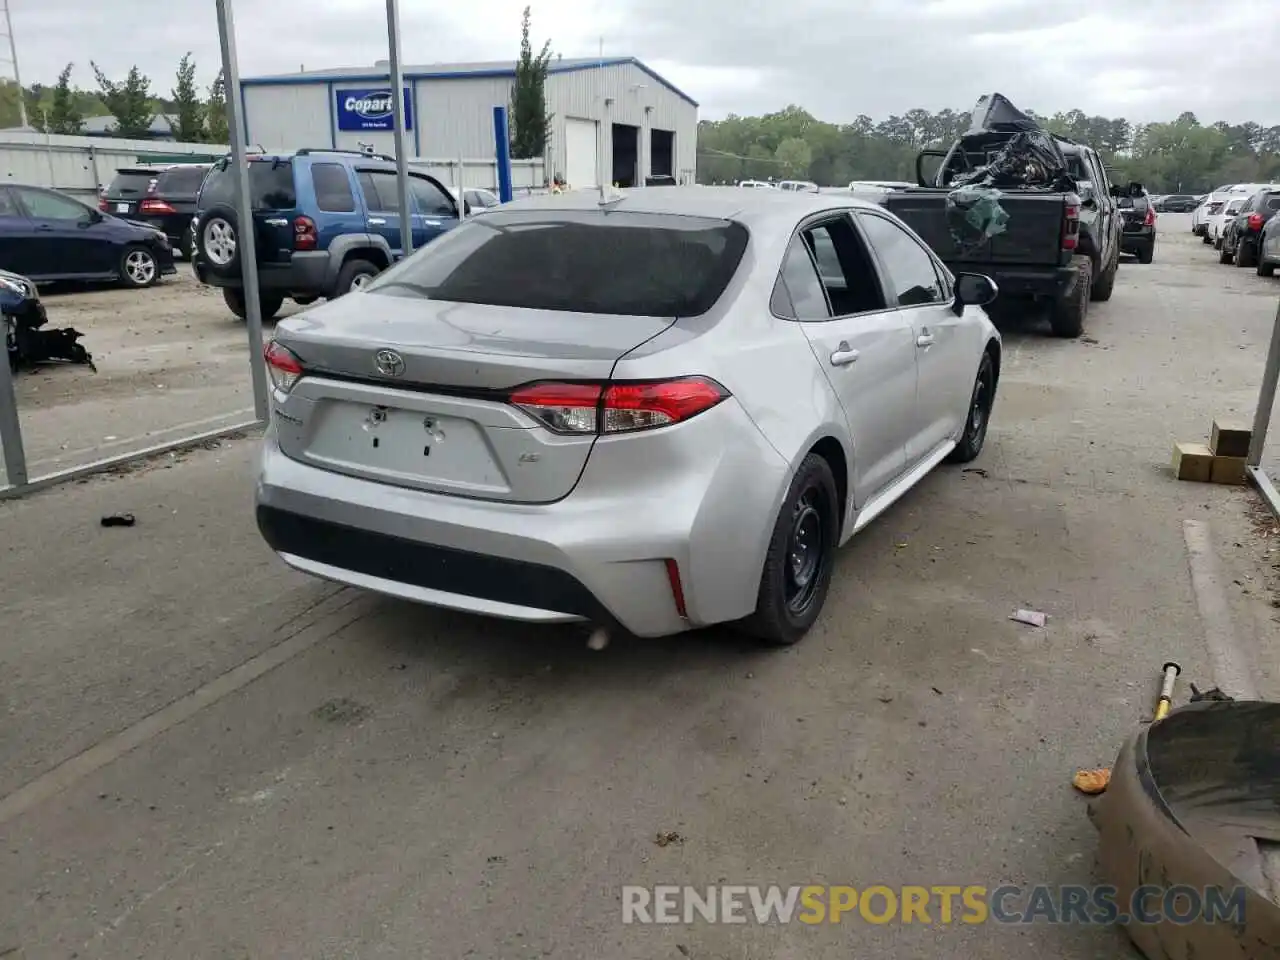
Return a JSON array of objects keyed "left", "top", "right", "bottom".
[
  {"left": 1, "top": 214, "right": 1279, "bottom": 959},
  {"left": 5, "top": 270, "right": 300, "bottom": 481}
]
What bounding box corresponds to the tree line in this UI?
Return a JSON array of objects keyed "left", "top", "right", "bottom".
[
  {"left": 697, "top": 105, "right": 1280, "bottom": 194},
  {"left": 0, "top": 55, "right": 229, "bottom": 142}
]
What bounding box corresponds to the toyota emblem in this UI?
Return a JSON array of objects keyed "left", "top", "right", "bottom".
[{"left": 374, "top": 349, "right": 405, "bottom": 377}]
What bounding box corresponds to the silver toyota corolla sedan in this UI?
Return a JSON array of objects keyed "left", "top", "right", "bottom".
[{"left": 255, "top": 188, "right": 1001, "bottom": 645}]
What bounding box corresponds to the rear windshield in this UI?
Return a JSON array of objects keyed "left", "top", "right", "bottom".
[
  {"left": 107, "top": 170, "right": 158, "bottom": 198},
  {"left": 364, "top": 209, "right": 750, "bottom": 317},
  {"left": 198, "top": 158, "right": 296, "bottom": 210},
  {"left": 157, "top": 165, "right": 210, "bottom": 196}
]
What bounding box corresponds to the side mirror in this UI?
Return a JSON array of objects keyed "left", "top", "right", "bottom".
[
  {"left": 953, "top": 272, "right": 998, "bottom": 314},
  {"left": 1109, "top": 184, "right": 1123, "bottom": 198}
]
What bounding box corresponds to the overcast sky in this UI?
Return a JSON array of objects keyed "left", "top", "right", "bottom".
[{"left": 12, "top": 0, "right": 1279, "bottom": 126}]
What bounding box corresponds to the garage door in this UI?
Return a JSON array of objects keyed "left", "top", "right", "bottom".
[{"left": 564, "top": 118, "right": 598, "bottom": 189}]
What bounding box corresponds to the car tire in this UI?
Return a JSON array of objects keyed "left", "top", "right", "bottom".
[
  {"left": 222, "top": 287, "right": 284, "bottom": 322},
  {"left": 335, "top": 258, "right": 380, "bottom": 294},
  {"left": 1137, "top": 241, "right": 1154, "bottom": 265},
  {"left": 292, "top": 295, "right": 320, "bottom": 306},
  {"left": 198, "top": 203, "right": 243, "bottom": 279},
  {"left": 1219, "top": 242, "right": 1233, "bottom": 265},
  {"left": 741, "top": 453, "right": 839, "bottom": 647},
  {"left": 1050, "top": 255, "right": 1091, "bottom": 338},
  {"left": 118, "top": 244, "right": 159, "bottom": 289},
  {"left": 1259, "top": 256, "right": 1276, "bottom": 278},
  {"left": 1235, "top": 238, "right": 1257, "bottom": 268},
  {"left": 1202, "top": 235, "right": 1212, "bottom": 245},
  {"left": 947, "top": 349, "right": 996, "bottom": 464},
  {"left": 1090, "top": 249, "right": 1118, "bottom": 301}
]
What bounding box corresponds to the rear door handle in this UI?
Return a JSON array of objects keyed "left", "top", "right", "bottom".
[
  {"left": 916, "top": 334, "right": 935, "bottom": 348},
  {"left": 368, "top": 217, "right": 387, "bottom": 225},
  {"left": 35, "top": 224, "right": 53, "bottom": 232},
  {"left": 829, "top": 342, "right": 859, "bottom": 366}
]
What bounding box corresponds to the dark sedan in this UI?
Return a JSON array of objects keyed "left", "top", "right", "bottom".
[
  {"left": 0, "top": 184, "right": 175, "bottom": 288},
  {"left": 1220, "top": 189, "right": 1280, "bottom": 269},
  {"left": 1118, "top": 192, "right": 1156, "bottom": 263},
  {"left": 1160, "top": 194, "right": 1200, "bottom": 213},
  {"left": 102, "top": 163, "right": 210, "bottom": 259}
]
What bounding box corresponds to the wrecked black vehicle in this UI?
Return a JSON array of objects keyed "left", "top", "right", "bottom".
[
  {"left": 879, "top": 93, "right": 1140, "bottom": 338},
  {"left": 2, "top": 270, "right": 95, "bottom": 373}
]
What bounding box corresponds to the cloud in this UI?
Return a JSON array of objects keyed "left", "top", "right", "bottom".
[{"left": 11, "top": 0, "right": 1279, "bottom": 125}]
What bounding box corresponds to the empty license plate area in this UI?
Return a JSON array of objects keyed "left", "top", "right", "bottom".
[{"left": 305, "top": 399, "right": 512, "bottom": 493}]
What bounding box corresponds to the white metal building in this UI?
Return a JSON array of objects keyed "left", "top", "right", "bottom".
[{"left": 239, "top": 57, "right": 698, "bottom": 188}]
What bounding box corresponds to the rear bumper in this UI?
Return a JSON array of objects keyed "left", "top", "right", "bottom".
[
  {"left": 192, "top": 251, "right": 330, "bottom": 295},
  {"left": 952, "top": 263, "right": 1077, "bottom": 301},
  {"left": 1120, "top": 228, "right": 1155, "bottom": 253},
  {"left": 253, "top": 402, "right": 790, "bottom": 638}
]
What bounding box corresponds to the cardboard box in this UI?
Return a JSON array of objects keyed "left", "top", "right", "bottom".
[
  {"left": 1210, "top": 455, "right": 1247, "bottom": 486},
  {"left": 1210, "top": 420, "right": 1251, "bottom": 458},
  {"left": 1172, "top": 441, "right": 1213, "bottom": 482}
]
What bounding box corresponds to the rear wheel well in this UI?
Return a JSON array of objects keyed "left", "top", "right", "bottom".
[
  {"left": 344, "top": 247, "right": 389, "bottom": 271},
  {"left": 807, "top": 437, "right": 848, "bottom": 531}
]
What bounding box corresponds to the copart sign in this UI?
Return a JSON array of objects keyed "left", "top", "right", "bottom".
[{"left": 335, "top": 87, "right": 414, "bottom": 131}]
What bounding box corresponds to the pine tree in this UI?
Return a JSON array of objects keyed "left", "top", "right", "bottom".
[
  {"left": 168, "top": 53, "right": 205, "bottom": 142},
  {"left": 48, "top": 64, "right": 84, "bottom": 135},
  {"left": 206, "top": 69, "right": 229, "bottom": 144},
  {"left": 510, "top": 7, "right": 553, "bottom": 160},
  {"left": 90, "top": 62, "right": 153, "bottom": 138}
]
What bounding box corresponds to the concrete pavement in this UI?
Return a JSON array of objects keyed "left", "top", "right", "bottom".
[{"left": 1, "top": 216, "right": 1278, "bottom": 958}]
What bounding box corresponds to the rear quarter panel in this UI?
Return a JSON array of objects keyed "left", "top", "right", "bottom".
[{"left": 613, "top": 241, "right": 853, "bottom": 601}]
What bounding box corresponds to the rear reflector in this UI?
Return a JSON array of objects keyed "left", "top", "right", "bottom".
[
  {"left": 509, "top": 377, "right": 729, "bottom": 435},
  {"left": 665, "top": 558, "right": 689, "bottom": 619},
  {"left": 264, "top": 340, "right": 304, "bottom": 393}
]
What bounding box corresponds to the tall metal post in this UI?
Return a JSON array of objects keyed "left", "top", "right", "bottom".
[
  {"left": 385, "top": 0, "right": 413, "bottom": 258},
  {"left": 215, "top": 0, "right": 270, "bottom": 422},
  {"left": 493, "top": 107, "right": 513, "bottom": 203},
  {"left": 2, "top": 0, "right": 27, "bottom": 129},
  {"left": 0, "top": 342, "right": 28, "bottom": 488},
  {"left": 1248, "top": 297, "right": 1280, "bottom": 467}
]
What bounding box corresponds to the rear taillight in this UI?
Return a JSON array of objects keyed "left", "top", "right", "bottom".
[
  {"left": 293, "top": 215, "right": 318, "bottom": 251},
  {"left": 264, "top": 340, "right": 304, "bottom": 393},
  {"left": 1144, "top": 207, "right": 1156, "bottom": 227},
  {"left": 97, "top": 197, "right": 109, "bottom": 212},
  {"left": 1062, "top": 199, "right": 1080, "bottom": 251},
  {"left": 508, "top": 377, "right": 729, "bottom": 435},
  {"left": 1248, "top": 213, "right": 1265, "bottom": 232},
  {"left": 140, "top": 198, "right": 176, "bottom": 214}
]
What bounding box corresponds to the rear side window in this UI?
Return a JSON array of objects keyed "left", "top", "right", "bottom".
[
  {"left": 409, "top": 176, "right": 454, "bottom": 217},
  {"left": 107, "top": 171, "right": 157, "bottom": 197},
  {"left": 1266, "top": 194, "right": 1280, "bottom": 212},
  {"left": 156, "top": 166, "right": 209, "bottom": 196},
  {"left": 198, "top": 158, "right": 296, "bottom": 210},
  {"left": 311, "top": 163, "right": 356, "bottom": 212},
  {"left": 363, "top": 210, "right": 749, "bottom": 317}
]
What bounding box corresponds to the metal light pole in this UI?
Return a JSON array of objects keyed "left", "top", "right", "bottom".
[
  {"left": 215, "top": 0, "right": 270, "bottom": 422},
  {"left": 2, "top": 0, "right": 27, "bottom": 129},
  {"left": 385, "top": 0, "right": 413, "bottom": 258}
]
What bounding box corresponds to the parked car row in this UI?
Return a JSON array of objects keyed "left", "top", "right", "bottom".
[
  {"left": 1209, "top": 186, "right": 1280, "bottom": 274},
  {"left": 1191, "top": 183, "right": 1280, "bottom": 246}
]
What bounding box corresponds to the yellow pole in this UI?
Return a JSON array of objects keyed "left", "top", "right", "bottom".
[{"left": 1153, "top": 661, "right": 1182, "bottom": 722}]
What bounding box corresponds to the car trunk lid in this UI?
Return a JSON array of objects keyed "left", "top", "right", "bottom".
[{"left": 270, "top": 296, "right": 674, "bottom": 503}]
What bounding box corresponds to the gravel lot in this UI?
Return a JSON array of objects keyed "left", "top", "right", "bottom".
[
  {"left": 6, "top": 270, "right": 302, "bottom": 481},
  {"left": 2, "top": 212, "right": 1280, "bottom": 958}
]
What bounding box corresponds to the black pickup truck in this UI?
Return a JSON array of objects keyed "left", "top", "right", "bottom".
[{"left": 877, "top": 94, "right": 1140, "bottom": 338}]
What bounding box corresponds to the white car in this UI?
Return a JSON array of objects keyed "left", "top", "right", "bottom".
[
  {"left": 777, "top": 180, "right": 820, "bottom": 193},
  {"left": 1209, "top": 197, "right": 1249, "bottom": 247},
  {"left": 737, "top": 179, "right": 777, "bottom": 189},
  {"left": 449, "top": 186, "right": 502, "bottom": 215}
]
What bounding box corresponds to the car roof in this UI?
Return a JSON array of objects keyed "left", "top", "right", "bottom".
[{"left": 495, "top": 186, "right": 883, "bottom": 229}]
